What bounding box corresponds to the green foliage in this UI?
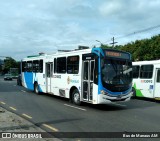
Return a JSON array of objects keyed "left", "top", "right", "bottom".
[
  {"left": 3, "top": 57, "right": 20, "bottom": 74},
  {"left": 115, "top": 34, "right": 160, "bottom": 61},
  {"left": 100, "top": 44, "right": 112, "bottom": 49}
]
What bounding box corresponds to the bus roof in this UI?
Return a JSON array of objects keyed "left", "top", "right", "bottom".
[
  {"left": 22, "top": 47, "right": 131, "bottom": 61},
  {"left": 22, "top": 48, "right": 92, "bottom": 61},
  {"left": 133, "top": 60, "right": 160, "bottom": 65}
]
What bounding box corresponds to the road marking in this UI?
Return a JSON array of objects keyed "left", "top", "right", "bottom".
[
  {"left": 21, "top": 90, "right": 26, "bottom": 93},
  {"left": 43, "top": 124, "right": 58, "bottom": 132},
  {"left": 22, "top": 114, "right": 32, "bottom": 119},
  {"left": 1, "top": 102, "right": 6, "bottom": 105},
  {"left": 64, "top": 104, "right": 86, "bottom": 111},
  {"left": 9, "top": 107, "right": 17, "bottom": 111}
]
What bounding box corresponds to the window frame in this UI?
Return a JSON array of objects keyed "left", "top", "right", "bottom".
[
  {"left": 56, "top": 57, "right": 66, "bottom": 74},
  {"left": 67, "top": 55, "right": 79, "bottom": 74},
  {"left": 132, "top": 65, "right": 140, "bottom": 78},
  {"left": 140, "top": 65, "right": 154, "bottom": 79}
]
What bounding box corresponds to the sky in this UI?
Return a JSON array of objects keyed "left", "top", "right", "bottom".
[{"left": 0, "top": 0, "right": 160, "bottom": 61}]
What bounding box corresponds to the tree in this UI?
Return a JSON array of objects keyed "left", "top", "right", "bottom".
[
  {"left": 100, "top": 44, "right": 113, "bottom": 49},
  {"left": 3, "top": 57, "right": 19, "bottom": 74},
  {"left": 116, "top": 34, "right": 160, "bottom": 61}
]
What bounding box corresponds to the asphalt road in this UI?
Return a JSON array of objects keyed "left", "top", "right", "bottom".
[{"left": 0, "top": 77, "right": 160, "bottom": 140}]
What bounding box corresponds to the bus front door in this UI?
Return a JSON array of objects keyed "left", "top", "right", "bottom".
[
  {"left": 154, "top": 69, "right": 160, "bottom": 98},
  {"left": 46, "top": 62, "right": 53, "bottom": 93},
  {"left": 82, "top": 60, "right": 95, "bottom": 102}
]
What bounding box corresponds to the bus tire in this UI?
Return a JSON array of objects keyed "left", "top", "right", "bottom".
[
  {"left": 34, "top": 83, "right": 39, "bottom": 94},
  {"left": 72, "top": 89, "right": 81, "bottom": 105},
  {"left": 132, "top": 88, "right": 136, "bottom": 98}
]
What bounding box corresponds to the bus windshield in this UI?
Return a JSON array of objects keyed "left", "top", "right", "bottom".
[{"left": 101, "top": 58, "right": 132, "bottom": 92}]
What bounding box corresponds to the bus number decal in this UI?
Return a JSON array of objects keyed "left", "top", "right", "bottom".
[
  {"left": 141, "top": 80, "right": 152, "bottom": 83},
  {"left": 53, "top": 75, "right": 61, "bottom": 79}
]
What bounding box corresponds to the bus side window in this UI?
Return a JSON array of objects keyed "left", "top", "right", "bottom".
[
  {"left": 22, "top": 61, "right": 26, "bottom": 72},
  {"left": 132, "top": 65, "right": 140, "bottom": 78},
  {"left": 27, "top": 61, "right": 33, "bottom": 72},
  {"left": 67, "top": 56, "right": 79, "bottom": 74},
  {"left": 57, "top": 57, "right": 66, "bottom": 74},
  {"left": 140, "top": 65, "right": 153, "bottom": 79},
  {"left": 33, "top": 60, "right": 39, "bottom": 72},
  {"left": 39, "top": 60, "right": 43, "bottom": 73},
  {"left": 83, "top": 62, "right": 88, "bottom": 80}
]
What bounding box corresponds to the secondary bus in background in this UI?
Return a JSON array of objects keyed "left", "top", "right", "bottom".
[
  {"left": 10, "top": 68, "right": 19, "bottom": 78},
  {"left": 21, "top": 47, "right": 133, "bottom": 105},
  {"left": 132, "top": 60, "right": 160, "bottom": 100}
]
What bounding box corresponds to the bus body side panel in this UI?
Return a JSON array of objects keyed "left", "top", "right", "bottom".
[
  {"left": 51, "top": 74, "right": 68, "bottom": 97},
  {"left": 22, "top": 72, "right": 34, "bottom": 91},
  {"left": 66, "top": 74, "right": 81, "bottom": 98},
  {"left": 51, "top": 74, "right": 81, "bottom": 98},
  {"left": 35, "top": 73, "right": 46, "bottom": 93},
  {"left": 92, "top": 83, "right": 98, "bottom": 104},
  {"left": 133, "top": 61, "right": 160, "bottom": 99},
  {"left": 154, "top": 66, "right": 160, "bottom": 99},
  {"left": 50, "top": 76, "right": 59, "bottom": 96},
  {"left": 22, "top": 72, "right": 46, "bottom": 93},
  {"left": 133, "top": 78, "right": 154, "bottom": 98}
]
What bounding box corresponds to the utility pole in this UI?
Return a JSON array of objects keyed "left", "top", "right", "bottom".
[{"left": 110, "top": 37, "right": 118, "bottom": 48}]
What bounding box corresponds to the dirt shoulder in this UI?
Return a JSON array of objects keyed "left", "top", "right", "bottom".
[{"left": 0, "top": 106, "right": 61, "bottom": 141}]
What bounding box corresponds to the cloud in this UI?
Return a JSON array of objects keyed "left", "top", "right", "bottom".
[
  {"left": 99, "top": 0, "right": 122, "bottom": 16},
  {"left": 99, "top": 0, "right": 160, "bottom": 26},
  {"left": 97, "top": 0, "right": 160, "bottom": 45},
  {"left": 0, "top": 0, "right": 160, "bottom": 60}
]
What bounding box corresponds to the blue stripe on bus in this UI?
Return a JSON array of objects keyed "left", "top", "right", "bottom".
[
  {"left": 24, "top": 72, "right": 34, "bottom": 91},
  {"left": 24, "top": 72, "right": 44, "bottom": 93},
  {"left": 91, "top": 48, "right": 105, "bottom": 56}
]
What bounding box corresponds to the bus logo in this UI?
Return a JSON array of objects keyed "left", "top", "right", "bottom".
[
  {"left": 117, "top": 95, "right": 122, "bottom": 99},
  {"left": 67, "top": 76, "right": 79, "bottom": 84}
]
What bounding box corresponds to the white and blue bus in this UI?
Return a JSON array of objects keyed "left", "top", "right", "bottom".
[{"left": 21, "top": 47, "right": 133, "bottom": 105}]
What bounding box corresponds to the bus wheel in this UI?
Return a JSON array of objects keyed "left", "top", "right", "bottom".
[
  {"left": 72, "top": 89, "right": 81, "bottom": 105},
  {"left": 132, "top": 88, "right": 136, "bottom": 98},
  {"left": 34, "top": 83, "right": 39, "bottom": 94}
]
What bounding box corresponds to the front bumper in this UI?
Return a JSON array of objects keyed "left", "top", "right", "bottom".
[{"left": 98, "top": 91, "right": 133, "bottom": 104}]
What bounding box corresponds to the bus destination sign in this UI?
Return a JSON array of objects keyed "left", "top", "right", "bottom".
[{"left": 105, "top": 50, "right": 130, "bottom": 59}]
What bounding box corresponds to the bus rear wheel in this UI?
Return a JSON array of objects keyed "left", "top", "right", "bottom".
[
  {"left": 72, "top": 89, "right": 81, "bottom": 105},
  {"left": 34, "top": 83, "right": 39, "bottom": 94}
]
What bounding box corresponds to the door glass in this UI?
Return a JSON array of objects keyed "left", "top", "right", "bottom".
[
  {"left": 47, "top": 64, "right": 50, "bottom": 77},
  {"left": 157, "top": 70, "right": 160, "bottom": 82},
  {"left": 83, "top": 62, "right": 88, "bottom": 80},
  {"left": 90, "top": 61, "right": 94, "bottom": 81},
  {"left": 83, "top": 82, "right": 88, "bottom": 99},
  {"left": 50, "top": 63, "right": 53, "bottom": 77},
  {"left": 47, "top": 63, "right": 53, "bottom": 78}
]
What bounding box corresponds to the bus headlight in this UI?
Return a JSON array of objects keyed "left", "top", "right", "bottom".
[{"left": 100, "top": 90, "right": 106, "bottom": 95}]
